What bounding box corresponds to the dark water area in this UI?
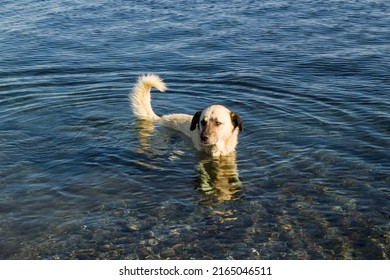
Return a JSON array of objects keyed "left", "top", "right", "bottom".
[{"left": 0, "top": 0, "right": 389, "bottom": 259}]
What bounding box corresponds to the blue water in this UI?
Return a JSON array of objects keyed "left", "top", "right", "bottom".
[{"left": 0, "top": 0, "right": 389, "bottom": 259}]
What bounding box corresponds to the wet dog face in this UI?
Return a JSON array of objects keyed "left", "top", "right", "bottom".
[{"left": 190, "top": 105, "right": 243, "bottom": 146}]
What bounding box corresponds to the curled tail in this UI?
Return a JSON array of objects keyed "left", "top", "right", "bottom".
[{"left": 130, "top": 74, "right": 167, "bottom": 121}]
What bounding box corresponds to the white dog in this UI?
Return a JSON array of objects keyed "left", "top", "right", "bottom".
[{"left": 130, "top": 74, "right": 243, "bottom": 157}]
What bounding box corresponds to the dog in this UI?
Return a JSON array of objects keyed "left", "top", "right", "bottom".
[{"left": 130, "top": 74, "right": 243, "bottom": 157}]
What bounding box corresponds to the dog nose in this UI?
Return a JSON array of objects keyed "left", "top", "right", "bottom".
[{"left": 201, "top": 135, "right": 208, "bottom": 142}]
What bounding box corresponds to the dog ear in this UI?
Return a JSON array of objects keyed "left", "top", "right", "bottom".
[
  {"left": 190, "top": 111, "right": 202, "bottom": 131},
  {"left": 230, "top": 112, "right": 243, "bottom": 132}
]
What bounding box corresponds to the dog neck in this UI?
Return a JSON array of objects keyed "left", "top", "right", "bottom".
[{"left": 204, "top": 129, "right": 239, "bottom": 157}]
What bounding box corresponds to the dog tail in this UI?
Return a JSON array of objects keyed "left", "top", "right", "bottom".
[{"left": 130, "top": 74, "right": 167, "bottom": 121}]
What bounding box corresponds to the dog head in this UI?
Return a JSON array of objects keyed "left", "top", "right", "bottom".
[{"left": 190, "top": 105, "right": 243, "bottom": 148}]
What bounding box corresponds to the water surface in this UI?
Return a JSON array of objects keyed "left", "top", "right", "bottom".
[{"left": 0, "top": 0, "right": 389, "bottom": 259}]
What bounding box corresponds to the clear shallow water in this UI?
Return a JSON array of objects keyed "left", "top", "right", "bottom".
[{"left": 0, "top": 0, "right": 389, "bottom": 259}]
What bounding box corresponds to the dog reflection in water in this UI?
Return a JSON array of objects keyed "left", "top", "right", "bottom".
[{"left": 194, "top": 154, "right": 243, "bottom": 201}]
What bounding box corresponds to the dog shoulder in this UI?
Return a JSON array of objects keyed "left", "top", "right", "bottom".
[{"left": 160, "top": 114, "right": 192, "bottom": 134}]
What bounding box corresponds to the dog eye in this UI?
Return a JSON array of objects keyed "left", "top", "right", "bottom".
[
  {"left": 215, "top": 121, "right": 222, "bottom": 126},
  {"left": 201, "top": 120, "right": 207, "bottom": 126}
]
